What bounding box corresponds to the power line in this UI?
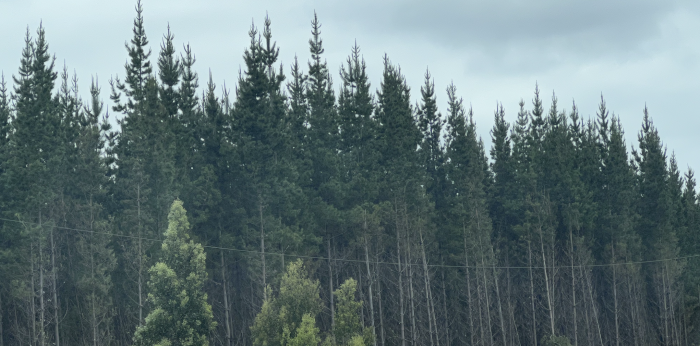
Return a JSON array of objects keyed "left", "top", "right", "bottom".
[{"left": 1, "top": 216, "right": 697, "bottom": 270}]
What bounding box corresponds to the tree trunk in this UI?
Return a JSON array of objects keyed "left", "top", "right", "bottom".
[
  {"left": 328, "top": 237, "right": 335, "bottom": 333},
  {"left": 50, "top": 226, "right": 59, "bottom": 346},
  {"left": 31, "top": 241, "right": 36, "bottom": 346},
  {"left": 442, "top": 267, "right": 450, "bottom": 346},
  {"left": 479, "top": 240, "right": 493, "bottom": 346},
  {"left": 464, "top": 229, "right": 476, "bottom": 346},
  {"left": 0, "top": 287, "right": 4, "bottom": 346},
  {"left": 420, "top": 230, "right": 434, "bottom": 346},
  {"left": 137, "top": 184, "right": 144, "bottom": 327},
  {"left": 537, "top": 222, "right": 555, "bottom": 337},
  {"left": 612, "top": 243, "right": 620, "bottom": 346},
  {"left": 528, "top": 241, "right": 536, "bottom": 346},
  {"left": 407, "top": 238, "right": 417, "bottom": 346},
  {"left": 396, "top": 205, "right": 406, "bottom": 346},
  {"left": 377, "top": 248, "right": 386, "bottom": 346},
  {"left": 90, "top": 232, "right": 97, "bottom": 346},
  {"left": 584, "top": 264, "right": 603, "bottom": 346},
  {"left": 626, "top": 265, "right": 640, "bottom": 346},
  {"left": 661, "top": 264, "right": 670, "bottom": 346},
  {"left": 364, "top": 235, "right": 377, "bottom": 346},
  {"left": 259, "top": 195, "right": 266, "bottom": 301},
  {"left": 39, "top": 214, "right": 45, "bottom": 346},
  {"left": 221, "top": 248, "right": 232, "bottom": 346},
  {"left": 570, "top": 229, "right": 578, "bottom": 346},
  {"left": 486, "top": 233, "right": 506, "bottom": 346}
]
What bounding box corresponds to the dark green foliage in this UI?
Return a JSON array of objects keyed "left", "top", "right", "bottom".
[
  {"left": 1, "top": 9, "right": 699, "bottom": 346},
  {"left": 375, "top": 56, "right": 421, "bottom": 194},
  {"left": 110, "top": 0, "right": 152, "bottom": 114},
  {"left": 337, "top": 43, "right": 377, "bottom": 207}
]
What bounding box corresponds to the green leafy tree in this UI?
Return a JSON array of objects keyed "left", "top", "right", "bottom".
[
  {"left": 251, "top": 259, "right": 323, "bottom": 346},
  {"left": 332, "top": 279, "right": 372, "bottom": 346},
  {"left": 133, "top": 200, "right": 215, "bottom": 346}
]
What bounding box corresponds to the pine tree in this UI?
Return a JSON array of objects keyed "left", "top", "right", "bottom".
[
  {"left": 73, "top": 78, "right": 117, "bottom": 346},
  {"left": 133, "top": 200, "right": 215, "bottom": 346},
  {"left": 110, "top": 0, "right": 152, "bottom": 115},
  {"left": 0, "top": 74, "right": 9, "bottom": 152},
  {"left": 337, "top": 43, "right": 376, "bottom": 207},
  {"left": 109, "top": 3, "right": 180, "bottom": 340},
  {"left": 375, "top": 56, "right": 421, "bottom": 193},
  {"left": 634, "top": 107, "right": 680, "bottom": 345},
  {"left": 416, "top": 69, "right": 444, "bottom": 209},
  {"left": 157, "top": 25, "right": 180, "bottom": 120}
]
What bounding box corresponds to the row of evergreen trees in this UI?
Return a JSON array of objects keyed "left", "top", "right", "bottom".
[{"left": 1, "top": 2, "right": 699, "bottom": 345}]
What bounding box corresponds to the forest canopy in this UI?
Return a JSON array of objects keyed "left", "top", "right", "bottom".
[{"left": 1, "top": 2, "right": 699, "bottom": 346}]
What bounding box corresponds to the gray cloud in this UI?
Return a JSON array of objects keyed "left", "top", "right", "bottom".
[{"left": 1, "top": 0, "right": 700, "bottom": 173}]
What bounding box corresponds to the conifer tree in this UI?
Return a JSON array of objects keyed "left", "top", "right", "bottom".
[
  {"left": 634, "top": 107, "right": 680, "bottom": 345},
  {"left": 489, "top": 103, "right": 516, "bottom": 242},
  {"left": 0, "top": 75, "right": 10, "bottom": 153},
  {"left": 287, "top": 56, "right": 308, "bottom": 159},
  {"left": 305, "top": 12, "right": 339, "bottom": 198},
  {"left": 73, "top": 78, "right": 117, "bottom": 346},
  {"left": 157, "top": 25, "right": 180, "bottom": 120},
  {"left": 337, "top": 43, "right": 376, "bottom": 207},
  {"left": 375, "top": 56, "right": 421, "bottom": 192},
  {"left": 133, "top": 200, "right": 215, "bottom": 346},
  {"left": 110, "top": 0, "right": 152, "bottom": 114},
  {"left": 109, "top": 2, "right": 179, "bottom": 340}
]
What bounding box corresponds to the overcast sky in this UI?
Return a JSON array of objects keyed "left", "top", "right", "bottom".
[{"left": 2, "top": 0, "right": 700, "bottom": 174}]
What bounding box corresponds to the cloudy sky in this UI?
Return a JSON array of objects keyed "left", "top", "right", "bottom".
[{"left": 2, "top": 0, "right": 700, "bottom": 173}]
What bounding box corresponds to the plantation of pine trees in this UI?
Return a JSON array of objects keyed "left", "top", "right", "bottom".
[{"left": 2, "top": 2, "right": 700, "bottom": 346}]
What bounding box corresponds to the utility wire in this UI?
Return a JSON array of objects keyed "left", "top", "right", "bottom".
[{"left": 2, "top": 216, "right": 697, "bottom": 270}]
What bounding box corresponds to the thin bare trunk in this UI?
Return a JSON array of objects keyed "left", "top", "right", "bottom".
[
  {"left": 429, "top": 276, "right": 440, "bottom": 346},
  {"left": 407, "top": 239, "right": 417, "bottom": 346},
  {"left": 465, "top": 230, "right": 475, "bottom": 346},
  {"left": 420, "top": 230, "right": 434, "bottom": 346},
  {"left": 364, "top": 235, "right": 377, "bottom": 346},
  {"left": 31, "top": 242, "right": 36, "bottom": 346},
  {"left": 488, "top": 240, "right": 506, "bottom": 346},
  {"left": 627, "top": 265, "right": 640, "bottom": 346},
  {"left": 88, "top": 198, "right": 98, "bottom": 346},
  {"left": 0, "top": 287, "right": 4, "bottom": 346},
  {"left": 137, "top": 184, "right": 143, "bottom": 326},
  {"left": 537, "top": 222, "right": 555, "bottom": 337},
  {"left": 528, "top": 241, "right": 536, "bottom": 346},
  {"left": 442, "top": 268, "right": 450, "bottom": 346},
  {"left": 39, "top": 215, "right": 45, "bottom": 346},
  {"left": 477, "top": 270, "right": 486, "bottom": 346},
  {"left": 328, "top": 237, "right": 335, "bottom": 332},
  {"left": 259, "top": 196, "right": 266, "bottom": 301},
  {"left": 662, "top": 264, "right": 671, "bottom": 346},
  {"left": 377, "top": 250, "right": 385, "bottom": 346},
  {"left": 505, "top": 254, "right": 520, "bottom": 346},
  {"left": 221, "top": 249, "right": 232, "bottom": 346},
  {"left": 396, "top": 206, "right": 406, "bottom": 346},
  {"left": 662, "top": 265, "right": 670, "bottom": 346},
  {"left": 612, "top": 244, "right": 620, "bottom": 346},
  {"left": 585, "top": 265, "right": 603, "bottom": 346},
  {"left": 50, "top": 226, "right": 59, "bottom": 346},
  {"left": 479, "top": 241, "right": 493, "bottom": 346},
  {"left": 570, "top": 230, "right": 578, "bottom": 346}
]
